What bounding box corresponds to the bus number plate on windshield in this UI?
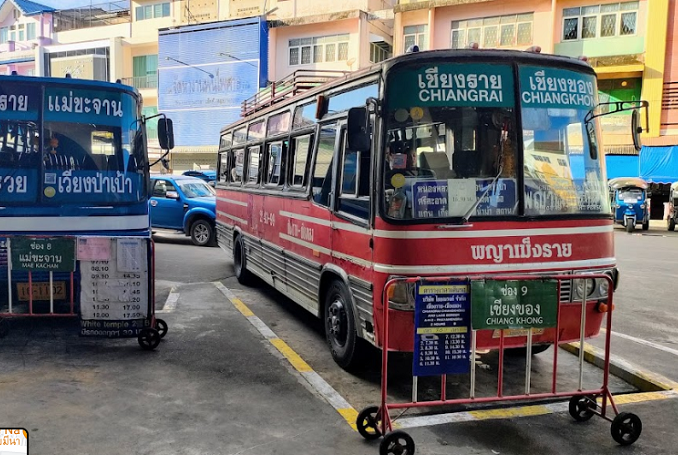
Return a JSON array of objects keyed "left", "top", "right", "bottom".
[{"left": 17, "top": 281, "right": 66, "bottom": 301}]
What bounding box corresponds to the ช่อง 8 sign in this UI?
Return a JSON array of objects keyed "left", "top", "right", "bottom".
[{"left": 471, "top": 279, "right": 558, "bottom": 330}]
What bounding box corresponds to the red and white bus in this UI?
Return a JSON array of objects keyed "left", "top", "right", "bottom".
[{"left": 214, "top": 49, "right": 622, "bottom": 370}]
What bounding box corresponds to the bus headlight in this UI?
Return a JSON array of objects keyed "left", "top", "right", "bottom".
[
  {"left": 387, "top": 278, "right": 415, "bottom": 311},
  {"left": 598, "top": 278, "right": 609, "bottom": 298},
  {"left": 573, "top": 278, "right": 595, "bottom": 299}
]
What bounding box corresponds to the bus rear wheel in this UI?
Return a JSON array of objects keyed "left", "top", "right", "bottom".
[
  {"left": 324, "top": 279, "right": 363, "bottom": 371},
  {"left": 233, "top": 235, "right": 254, "bottom": 285}
]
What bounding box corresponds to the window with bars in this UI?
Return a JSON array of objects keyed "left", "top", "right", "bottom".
[
  {"left": 288, "top": 34, "right": 350, "bottom": 66},
  {"left": 562, "top": 2, "right": 638, "bottom": 41},
  {"left": 451, "top": 13, "right": 533, "bottom": 49},
  {"left": 404, "top": 25, "right": 428, "bottom": 51}
]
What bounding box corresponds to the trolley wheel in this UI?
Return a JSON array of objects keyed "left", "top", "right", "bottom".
[
  {"left": 155, "top": 318, "right": 168, "bottom": 339},
  {"left": 233, "top": 235, "right": 254, "bottom": 285},
  {"left": 611, "top": 412, "right": 642, "bottom": 446},
  {"left": 669, "top": 217, "right": 676, "bottom": 231},
  {"left": 568, "top": 395, "right": 596, "bottom": 422},
  {"left": 356, "top": 406, "right": 382, "bottom": 440},
  {"left": 0, "top": 318, "right": 8, "bottom": 338},
  {"left": 380, "top": 430, "right": 415, "bottom": 455},
  {"left": 138, "top": 328, "right": 161, "bottom": 350}
]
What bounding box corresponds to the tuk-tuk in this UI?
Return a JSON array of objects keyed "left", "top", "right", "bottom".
[
  {"left": 609, "top": 177, "right": 650, "bottom": 232},
  {"left": 667, "top": 182, "right": 678, "bottom": 231}
]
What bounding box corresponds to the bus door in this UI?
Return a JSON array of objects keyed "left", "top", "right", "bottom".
[{"left": 331, "top": 123, "right": 373, "bottom": 270}]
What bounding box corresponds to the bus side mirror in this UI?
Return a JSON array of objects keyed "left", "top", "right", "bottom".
[
  {"left": 347, "top": 107, "right": 370, "bottom": 152},
  {"left": 632, "top": 109, "right": 643, "bottom": 152},
  {"left": 158, "top": 118, "right": 175, "bottom": 151}
]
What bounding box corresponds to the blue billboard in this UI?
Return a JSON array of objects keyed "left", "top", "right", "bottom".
[{"left": 158, "top": 17, "right": 268, "bottom": 147}]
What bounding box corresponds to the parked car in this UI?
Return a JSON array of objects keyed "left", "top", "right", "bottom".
[
  {"left": 150, "top": 175, "right": 216, "bottom": 246},
  {"left": 182, "top": 170, "right": 216, "bottom": 186}
]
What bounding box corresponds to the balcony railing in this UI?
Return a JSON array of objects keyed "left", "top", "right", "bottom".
[
  {"left": 121, "top": 75, "right": 158, "bottom": 90},
  {"left": 53, "top": 1, "right": 130, "bottom": 32}
]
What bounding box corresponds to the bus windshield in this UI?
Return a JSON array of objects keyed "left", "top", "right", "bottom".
[
  {"left": 382, "top": 61, "right": 610, "bottom": 221},
  {"left": 0, "top": 81, "right": 146, "bottom": 207},
  {"left": 383, "top": 62, "right": 519, "bottom": 221}
]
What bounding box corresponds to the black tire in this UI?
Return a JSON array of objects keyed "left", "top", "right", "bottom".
[
  {"left": 190, "top": 219, "right": 214, "bottom": 246},
  {"left": 380, "top": 430, "right": 415, "bottom": 455},
  {"left": 138, "top": 328, "right": 161, "bottom": 350},
  {"left": 356, "top": 406, "right": 382, "bottom": 440},
  {"left": 324, "top": 279, "right": 363, "bottom": 371},
  {"left": 233, "top": 235, "right": 254, "bottom": 285},
  {"left": 0, "top": 318, "right": 9, "bottom": 338},
  {"left": 642, "top": 221, "right": 649, "bottom": 231},
  {"left": 625, "top": 221, "right": 635, "bottom": 233},
  {"left": 568, "top": 395, "right": 596, "bottom": 422},
  {"left": 669, "top": 217, "right": 676, "bottom": 231},
  {"left": 611, "top": 412, "right": 642, "bottom": 446},
  {"left": 155, "top": 318, "right": 168, "bottom": 339},
  {"left": 506, "top": 344, "right": 551, "bottom": 356}
]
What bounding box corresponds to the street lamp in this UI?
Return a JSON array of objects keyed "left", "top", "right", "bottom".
[
  {"left": 165, "top": 56, "right": 214, "bottom": 78},
  {"left": 217, "top": 52, "right": 258, "bottom": 68}
]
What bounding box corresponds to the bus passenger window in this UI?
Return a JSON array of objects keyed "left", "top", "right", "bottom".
[
  {"left": 219, "top": 152, "right": 229, "bottom": 183},
  {"left": 246, "top": 146, "right": 261, "bottom": 185},
  {"left": 337, "top": 131, "right": 369, "bottom": 219},
  {"left": 312, "top": 125, "right": 337, "bottom": 206},
  {"left": 231, "top": 149, "right": 244, "bottom": 184},
  {"left": 265, "top": 141, "right": 285, "bottom": 186},
  {"left": 290, "top": 134, "right": 313, "bottom": 188}
]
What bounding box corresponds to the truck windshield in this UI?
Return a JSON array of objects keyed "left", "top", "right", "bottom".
[
  {"left": 383, "top": 62, "right": 518, "bottom": 221},
  {"left": 179, "top": 181, "right": 215, "bottom": 198},
  {"left": 519, "top": 65, "right": 610, "bottom": 215}
]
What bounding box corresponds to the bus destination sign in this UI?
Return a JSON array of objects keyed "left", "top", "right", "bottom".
[{"left": 10, "top": 237, "right": 76, "bottom": 272}]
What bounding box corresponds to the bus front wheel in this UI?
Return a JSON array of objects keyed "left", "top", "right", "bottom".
[
  {"left": 324, "top": 279, "right": 363, "bottom": 371},
  {"left": 233, "top": 235, "right": 254, "bottom": 285}
]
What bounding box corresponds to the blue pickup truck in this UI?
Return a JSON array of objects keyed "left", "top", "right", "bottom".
[{"left": 149, "top": 175, "right": 216, "bottom": 246}]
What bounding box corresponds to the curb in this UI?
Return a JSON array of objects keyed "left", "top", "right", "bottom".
[{"left": 562, "top": 341, "right": 678, "bottom": 392}]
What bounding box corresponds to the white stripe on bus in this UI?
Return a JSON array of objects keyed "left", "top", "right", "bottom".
[
  {"left": 373, "top": 225, "right": 613, "bottom": 239},
  {"left": 1, "top": 215, "right": 149, "bottom": 231},
  {"left": 217, "top": 197, "right": 248, "bottom": 207},
  {"left": 372, "top": 257, "right": 617, "bottom": 275},
  {"left": 279, "top": 233, "right": 372, "bottom": 268},
  {"left": 217, "top": 211, "right": 248, "bottom": 225},
  {"left": 279, "top": 211, "right": 331, "bottom": 226}
]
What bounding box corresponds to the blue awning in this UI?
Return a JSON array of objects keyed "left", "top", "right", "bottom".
[
  {"left": 639, "top": 146, "right": 678, "bottom": 184},
  {"left": 605, "top": 155, "right": 639, "bottom": 179}
]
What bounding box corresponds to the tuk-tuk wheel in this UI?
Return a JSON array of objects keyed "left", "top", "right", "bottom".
[
  {"left": 642, "top": 221, "right": 649, "bottom": 231},
  {"left": 668, "top": 218, "right": 675, "bottom": 231},
  {"left": 625, "top": 222, "right": 635, "bottom": 233}
]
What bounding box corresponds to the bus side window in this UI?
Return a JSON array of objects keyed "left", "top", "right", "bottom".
[
  {"left": 218, "top": 151, "right": 229, "bottom": 183},
  {"left": 337, "top": 130, "right": 369, "bottom": 219},
  {"left": 230, "top": 149, "right": 244, "bottom": 185},
  {"left": 246, "top": 145, "right": 261, "bottom": 185},
  {"left": 312, "top": 124, "right": 337, "bottom": 206},
  {"left": 289, "top": 134, "right": 313, "bottom": 189},
  {"left": 265, "top": 141, "right": 286, "bottom": 186}
]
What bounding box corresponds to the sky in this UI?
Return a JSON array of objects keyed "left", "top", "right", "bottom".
[{"left": 34, "top": 0, "right": 129, "bottom": 10}]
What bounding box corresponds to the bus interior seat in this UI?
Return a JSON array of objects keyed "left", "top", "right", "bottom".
[{"left": 419, "top": 151, "right": 455, "bottom": 179}]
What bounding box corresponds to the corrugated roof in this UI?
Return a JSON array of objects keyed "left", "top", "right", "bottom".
[{"left": 1, "top": 0, "right": 55, "bottom": 16}]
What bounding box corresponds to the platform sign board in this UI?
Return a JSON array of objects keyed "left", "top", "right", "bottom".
[
  {"left": 79, "top": 237, "right": 150, "bottom": 338},
  {"left": 10, "top": 237, "right": 76, "bottom": 272},
  {"left": 471, "top": 279, "right": 558, "bottom": 330},
  {"left": 413, "top": 281, "right": 471, "bottom": 376}
]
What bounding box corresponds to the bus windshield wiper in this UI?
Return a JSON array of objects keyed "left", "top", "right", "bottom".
[{"left": 461, "top": 161, "right": 504, "bottom": 225}]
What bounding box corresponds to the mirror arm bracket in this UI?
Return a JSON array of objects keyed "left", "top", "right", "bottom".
[{"left": 585, "top": 100, "right": 649, "bottom": 129}]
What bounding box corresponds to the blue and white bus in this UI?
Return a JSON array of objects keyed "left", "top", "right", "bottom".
[{"left": 0, "top": 75, "right": 173, "bottom": 349}]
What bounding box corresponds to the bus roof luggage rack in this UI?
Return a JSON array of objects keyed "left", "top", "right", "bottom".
[{"left": 241, "top": 69, "right": 349, "bottom": 117}]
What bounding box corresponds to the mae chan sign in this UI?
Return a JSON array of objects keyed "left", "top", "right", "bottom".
[{"left": 388, "top": 63, "right": 515, "bottom": 109}]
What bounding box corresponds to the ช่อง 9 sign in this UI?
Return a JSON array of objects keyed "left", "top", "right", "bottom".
[
  {"left": 413, "top": 281, "right": 471, "bottom": 376},
  {"left": 471, "top": 279, "right": 558, "bottom": 330},
  {"left": 10, "top": 237, "right": 76, "bottom": 272}
]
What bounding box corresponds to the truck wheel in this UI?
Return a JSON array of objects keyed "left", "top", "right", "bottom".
[
  {"left": 190, "top": 219, "right": 213, "bottom": 246},
  {"left": 668, "top": 218, "right": 675, "bottom": 231},
  {"left": 324, "top": 279, "right": 364, "bottom": 371},
  {"left": 233, "top": 235, "right": 254, "bottom": 285}
]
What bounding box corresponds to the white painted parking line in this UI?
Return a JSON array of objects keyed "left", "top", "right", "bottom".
[
  {"left": 157, "top": 288, "right": 179, "bottom": 313},
  {"left": 603, "top": 328, "right": 678, "bottom": 357}
]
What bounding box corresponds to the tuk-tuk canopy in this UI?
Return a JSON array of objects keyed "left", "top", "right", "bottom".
[{"left": 609, "top": 177, "right": 649, "bottom": 190}]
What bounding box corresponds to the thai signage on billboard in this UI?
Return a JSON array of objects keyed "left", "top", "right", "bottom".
[{"left": 158, "top": 17, "right": 268, "bottom": 147}]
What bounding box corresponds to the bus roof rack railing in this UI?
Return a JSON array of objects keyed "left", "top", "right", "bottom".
[{"left": 241, "top": 69, "right": 350, "bottom": 117}]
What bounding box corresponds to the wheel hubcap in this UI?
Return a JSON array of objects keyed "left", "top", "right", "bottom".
[
  {"left": 195, "top": 225, "right": 209, "bottom": 243},
  {"left": 327, "top": 299, "right": 346, "bottom": 345}
]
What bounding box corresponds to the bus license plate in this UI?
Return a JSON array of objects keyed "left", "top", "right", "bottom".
[
  {"left": 17, "top": 282, "right": 67, "bottom": 301},
  {"left": 492, "top": 328, "right": 545, "bottom": 338}
]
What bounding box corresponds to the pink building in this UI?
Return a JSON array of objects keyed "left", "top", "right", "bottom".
[{"left": 0, "top": 0, "right": 55, "bottom": 75}]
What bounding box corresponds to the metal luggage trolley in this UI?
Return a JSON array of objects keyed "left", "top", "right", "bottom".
[
  {"left": 357, "top": 274, "right": 642, "bottom": 455},
  {"left": 0, "top": 235, "right": 167, "bottom": 349}
]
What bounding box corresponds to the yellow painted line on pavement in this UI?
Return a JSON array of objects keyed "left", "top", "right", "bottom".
[
  {"left": 469, "top": 404, "right": 552, "bottom": 420},
  {"left": 213, "top": 281, "right": 360, "bottom": 432},
  {"left": 270, "top": 338, "right": 313, "bottom": 373}
]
